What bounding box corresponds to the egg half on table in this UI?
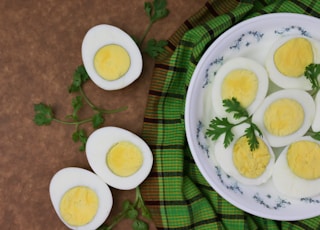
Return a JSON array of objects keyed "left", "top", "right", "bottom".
[
  {"left": 211, "top": 57, "right": 269, "bottom": 120},
  {"left": 82, "top": 24, "right": 143, "bottom": 90},
  {"left": 265, "top": 35, "right": 320, "bottom": 90},
  {"left": 86, "top": 126, "right": 153, "bottom": 190},
  {"left": 49, "top": 167, "right": 113, "bottom": 230}
]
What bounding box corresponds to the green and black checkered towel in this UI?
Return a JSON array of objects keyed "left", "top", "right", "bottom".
[{"left": 141, "top": 0, "right": 320, "bottom": 229}]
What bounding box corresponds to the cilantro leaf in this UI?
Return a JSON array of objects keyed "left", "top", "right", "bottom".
[
  {"left": 304, "top": 63, "right": 320, "bottom": 93},
  {"left": 223, "top": 97, "right": 249, "bottom": 119},
  {"left": 144, "top": 39, "right": 167, "bottom": 58},
  {"left": 132, "top": 219, "right": 149, "bottom": 230},
  {"left": 69, "top": 65, "right": 89, "bottom": 93},
  {"left": 245, "top": 123, "right": 262, "bottom": 151},
  {"left": 72, "top": 129, "right": 87, "bottom": 151},
  {"left": 206, "top": 117, "right": 235, "bottom": 148},
  {"left": 33, "top": 103, "right": 54, "bottom": 125},
  {"left": 70, "top": 96, "right": 83, "bottom": 120},
  {"left": 144, "top": 0, "right": 169, "bottom": 23},
  {"left": 92, "top": 113, "right": 104, "bottom": 128}
]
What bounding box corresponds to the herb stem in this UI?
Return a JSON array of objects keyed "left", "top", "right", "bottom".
[
  {"left": 79, "top": 87, "right": 97, "bottom": 110},
  {"left": 139, "top": 21, "right": 153, "bottom": 47},
  {"left": 80, "top": 87, "right": 128, "bottom": 114},
  {"left": 52, "top": 117, "right": 92, "bottom": 125}
]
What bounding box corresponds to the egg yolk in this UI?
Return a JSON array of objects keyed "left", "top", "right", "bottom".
[
  {"left": 59, "top": 186, "right": 99, "bottom": 226},
  {"left": 287, "top": 140, "right": 320, "bottom": 180},
  {"left": 106, "top": 141, "right": 143, "bottom": 177},
  {"left": 274, "top": 37, "right": 313, "bottom": 77},
  {"left": 221, "top": 69, "right": 258, "bottom": 108},
  {"left": 233, "top": 136, "right": 271, "bottom": 178},
  {"left": 263, "top": 98, "right": 304, "bottom": 136},
  {"left": 94, "top": 44, "right": 130, "bottom": 81}
]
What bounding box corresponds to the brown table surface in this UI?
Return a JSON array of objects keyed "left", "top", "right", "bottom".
[{"left": 0, "top": 0, "right": 207, "bottom": 229}]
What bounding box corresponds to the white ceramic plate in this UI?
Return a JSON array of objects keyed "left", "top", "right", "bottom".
[{"left": 185, "top": 13, "right": 320, "bottom": 221}]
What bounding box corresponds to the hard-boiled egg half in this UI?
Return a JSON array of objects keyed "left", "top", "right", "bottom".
[
  {"left": 211, "top": 57, "right": 269, "bottom": 120},
  {"left": 272, "top": 136, "right": 320, "bottom": 198},
  {"left": 214, "top": 124, "right": 275, "bottom": 186},
  {"left": 252, "top": 89, "right": 315, "bottom": 148},
  {"left": 82, "top": 24, "right": 143, "bottom": 90},
  {"left": 265, "top": 35, "right": 320, "bottom": 90},
  {"left": 86, "top": 126, "right": 153, "bottom": 190},
  {"left": 49, "top": 167, "right": 113, "bottom": 230}
]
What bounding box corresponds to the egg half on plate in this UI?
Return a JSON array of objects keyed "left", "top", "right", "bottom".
[
  {"left": 49, "top": 167, "right": 113, "bottom": 230},
  {"left": 214, "top": 124, "right": 275, "bottom": 186},
  {"left": 82, "top": 24, "right": 143, "bottom": 90},
  {"left": 272, "top": 136, "right": 320, "bottom": 198},
  {"left": 86, "top": 126, "right": 153, "bottom": 190},
  {"left": 252, "top": 89, "right": 315, "bottom": 148},
  {"left": 265, "top": 35, "right": 320, "bottom": 90},
  {"left": 211, "top": 57, "right": 269, "bottom": 120}
]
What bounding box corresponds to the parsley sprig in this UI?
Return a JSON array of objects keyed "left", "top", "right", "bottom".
[
  {"left": 206, "top": 98, "right": 263, "bottom": 151},
  {"left": 304, "top": 63, "right": 320, "bottom": 140},
  {"left": 33, "top": 65, "right": 127, "bottom": 151},
  {"left": 305, "top": 63, "right": 320, "bottom": 96},
  {"left": 98, "top": 187, "right": 151, "bottom": 230},
  {"left": 136, "top": 0, "right": 169, "bottom": 58}
]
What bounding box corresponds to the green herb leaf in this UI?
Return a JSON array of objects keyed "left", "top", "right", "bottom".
[
  {"left": 223, "top": 97, "right": 249, "bottom": 119},
  {"left": 144, "top": 39, "right": 167, "bottom": 58},
  {"left": 206, "top": 117, "right": 235, "bottom": 148},
  {"left": 69, "top": 65, "right": 89, "bottom": 93},
  {"left": 72, "top": 129, "right": 87, "bottom": 151},
  {"left": 245, "top": 123, "right": 262, "bottom": 151},
  {"left": 132, "top": 219, "right": 149, "bottom": 230},
  {"left": 150, "top": 0, "right": 169, "bottom": 23},
  {"left": 126, "top": 209, "right": 139, "bottom": 220},
  {"left": 305, "top": 63, "right": 320, "bottom": 92},
  {"left": 310, "top": 131, "right": 320, "bottom": 141},
  {"left": 33, "top": 103, "right": 54, "bottom": 125},
  {"left": 92, "top": 112, "right": 104, "bottom": 128},
  {"left": 70, "top": 96, "right": 83, "bottom": 120}
]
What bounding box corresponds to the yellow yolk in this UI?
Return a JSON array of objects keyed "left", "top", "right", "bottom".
[
  {"left": 274, "top": 37, "right": 313, "bottom": 77},
  {"left": 263, "top": 98, "right": 304, "bottom": 136},
  {"left": 221, "top": 69, "right": 258, "bottom": 108},
  {"left": 59, "top": 186, "right": 99, "bottom": 226},
  {"left": 233, "top": 136, "right": 271, "bottom": 178},
  {"left": 94, "top": 44, "right": 130, "bottom": 81},
  {"left": 287, "top": 140, "right": 320, "bottom": 180},
  {"left": 106, "top": 141, "right": 143, "bottom": 177}
]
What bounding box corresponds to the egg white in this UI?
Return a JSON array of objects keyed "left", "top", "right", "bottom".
[
  {"left": 211, "top": 57, "right": 269, "bottom": 120},
  {"left": 312, "top": 91, "right": 320, "bottom": 132},
  {"left": 49, "top": 167, "right": 113, "bottom": 230},
  {"left": 81, "top": 24, "right": 143, "bottom": 90},
  {"left": 265, "top": 35, "right": 320, "bottom": 90},
  {"left": 86, "top": 126, "right": 153, "bottom": 190},
  {"left": 252, "top": 89, "right": 315, "bottom": 148},
  {"left": 272, "top": 136, "right": 320, "bottom": 198},
  {"left": 214, "top": 124, "right": 275, "bottom": 186}
]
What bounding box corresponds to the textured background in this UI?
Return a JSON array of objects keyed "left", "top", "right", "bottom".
[{"left": 0, "top": 0, "right": 207, "bottom": 229}]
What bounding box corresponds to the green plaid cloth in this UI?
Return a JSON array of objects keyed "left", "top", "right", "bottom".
[{"left": 141, "top": 0, "right": 320, "bottom": 229}]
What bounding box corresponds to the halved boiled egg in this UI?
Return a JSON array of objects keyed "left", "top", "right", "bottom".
[
  {"left": 265, "top": 35, "right": 320, "bottom": 90},
  {"left": 86, "top": 126, "right": 153, "bottom": 190},
  {"left": 252, "top": 89, "right": 315, "bottom": 148},
  {"left": 82, "top": 24, "right": 143, "bottom": 90},
  {"left": 49, "top": 167, "right": 113, "bottom": 230},
  {"left": 214, "top": 124, "right": 275, "bottom": 186},
  {"left": 211, "top": 57, "right": 269, "bottom": 119},
  {"left": 272, "top": 136, "right": 320, "bottom": 198}
]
